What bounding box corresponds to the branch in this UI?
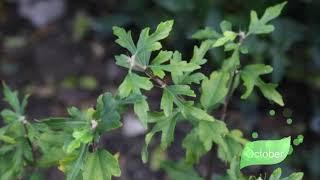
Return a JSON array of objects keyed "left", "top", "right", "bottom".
[
  {"left": 221, "top": 69, "right": 239, "bottom": 121},
  {"left": 144, "top": 68, "right": 167, "bottom": 88},
  {"left": 206, "top": 69, "right": 239, "bottom": 180}
]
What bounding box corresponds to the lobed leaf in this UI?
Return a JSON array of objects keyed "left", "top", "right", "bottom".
[
  {"left": 134, "top": 98, "right": 150, "bottom": 128},
  {"left": 83, "top": 149, "right": 121, "bottom": 180},
  {"left": 118, "top": 72, "right": 153, "bottom": 98},
  {"left": 182, "top": 128, "right": 207, "bottom": 164},
  {"left": 198, "top": 120, "right": 228, "bottom": 151},
  {"left": 192, "top": 27, "right": 221, "bottom": 40},
  {"left": 240, "top": 64, "right": 284, "bottom": 106},
  {"left": 95, "top": 93, "right": 123, "bottom": 133},
  {"left": 142, "top": 112, "right": 178, "bottom": 163},
  {"left": 248, "top": 2, "right": 287, "bottom": 35},
  {"left": 113, "top": 20, "right": 174, "bottom": 67},
  {"left": 200, "top": 71, "right": 229, "bottom": 110},
  {"left": 240, "top": 64, "right": 273, "bottom": 99}
]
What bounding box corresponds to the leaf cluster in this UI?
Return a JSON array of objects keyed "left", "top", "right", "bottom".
[{"left": 0, "top": 2, "right": 303, "bottom": 180}]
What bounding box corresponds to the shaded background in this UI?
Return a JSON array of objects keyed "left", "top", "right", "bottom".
[{"left": 0, "top": 0, "right": 319, "bottom": 179}]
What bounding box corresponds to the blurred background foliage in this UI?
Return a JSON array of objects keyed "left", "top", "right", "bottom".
[{"left": 0, "top": 0, "right": 320, "bottom": 179}]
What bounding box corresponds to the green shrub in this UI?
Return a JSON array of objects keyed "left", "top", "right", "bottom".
[{"left": 0, "top": 2, "right": 303, "bottom": 180}]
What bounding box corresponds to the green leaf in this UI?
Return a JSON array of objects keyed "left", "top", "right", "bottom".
[
  {"left": 200, "top": 71, "right": 229, "bottom": 110},
  {"left": 221, "top": 49, "right": 240, "bottom": 72},
  {"left": 261, "top": 2, "right": 288, "bottom": 24},
  {"left": 117, "top": 93, "right": 146, "bottom": 105},
  {"left": 150, "top": 54, "right": 200, "bottom": 80},
  {"left": 182, "top": 104, "right": 214, "bottom": 122},
  {"left": 0, "top": 138, "right": 26, "bottom": 179},
  {"left": 113, "top": 20, "right": 173, "bottom": 67},
  {"left": 224, "top": 31, "right": 237, "bottom": 40},
  {"left": 0, "top": 134, "right": 16, "bottom": 144},
  {"left": 118, "top": 73, "right": 153, "bottom": 98},
  {"left": 182, "top": 128, "right": 207, "bottom": 164},
  {"left": 213, "top": 37, "right": 230, "bottom": 48},
  {"left": 1, "top": 109, "right": 19, "bottom": 123},
  {"left": 217, "top": 130, "right": 246, "bottom": 162},
  {"left": 114, "top": 54, "right": 128, "bottom": 69},
  {"left": 248, "top": 2, "right": 287, "bottom": 35},
  {"left": 168, "top": 51, "right": 201, "bottom": 84},
  {"left": 269, "top": 168, "right": 282, "bottom": 180},
  {"left": 192, "top": 27, "right": 221, "bottom": 40},
  {"left": 190, "top": 40, "right": 215, "bottom": 65},
  {"left": 2, "top": 83, "right": 27, "bottom": 115},
  {"left": 198, "top": 120, "right": 228, "bottom": 151},
  {"left": 137, "top": 20, "right": 173, "bottom": 53},
  {"left": 178, "top": 40, "right": 214, "bottom": 85},
  {"left": 161, "top": 161, "right": 204, "bottom": 180},
  {"left": 181, "top": 73, "right": 206, "bottom": 85},
  {"left": 150, "top": 50, "right": 173, "bottom": 78},
  {"left": 112, "top": 26, "right": 136, "bottom": 54},
  {"left": 134, "top": 98, "right": 150, "bottom": 128},
  {"left": 142, "top": 112, "right": 178, "bottom": 162},
  {"left": 161, "top": 85, "right": 195, "bottom": 116},
  {"left": 118, "top": 75, "right": 132, "bottom": 98},
  {"left": 44, "top": 107, "right": 92, "bottom": 134},
  {"left": 161, "top": 89, "right": 174, "bottom": 116},
  {"left": 151, "top": 50, "right": 173, "bottom": 65},
  {"left": 167, "top": 85, "right": 196, "bottom": 97},
  {"left": 39, "top": 117, "right": 87, "bottom": 131},
  {"left": 128, "top": 73, "right": 153, "bottom": 91},
  {"left": 83, "top": 149, "right": 121, "bottom": 180},
  {"left": 281, "top": 172, "right": 304, "bottom": 180},
  {"left": 36, "top": 130, "right": 67, "bottom": 165},
  {"left": 213, "top": 31, "right": 237, "bottom": 48},
  {"left": 248, "top": 11, "right": 274, "bottom": 34},
  {"left": 225, "top": 43, "right": 238, "bottom": 51},
  {"left": 66, "top": 129, "right": 93, "bottom": 154},
  {"left": 220, "top": 20, "right": 232, "bottom": 32},
  {"left": 95, "top": 93, "right": 122, "bottom": 133},
  {"left": 257, "top": 79, "right": 284, "bottom": 106},
  {"left": 38, "top": 143, "right": 67, "bottom": 167},
  {"left": 240, "top": 64, "right": 273, "bottom": 99},
  {"left": 151, "top": 20, "right": 174, "bottom": 40},
  {"left": 66, "top": 145, "right": 88, "bottom": 180},
  {"left": 2, "top": 83, "right": 19, "bottom": 113},
  {"left": 240, "top": 64, "right": 284, "bottom": 106},
  {"left": 226, "top": 157, "right": 246, "bottom": 180}
]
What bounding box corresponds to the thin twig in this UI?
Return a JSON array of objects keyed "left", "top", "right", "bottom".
[
  {"left": 206, "top": 147, "right": 216, "bottom": 180},
  {"left": 144, "top": 68, "right": 187, "bottom": 105},
  {"left": 221, "top": 70, "right": 239, "bottom": 121},
  {"left": 144, "top": 68, "right": 167, "bottom": 88},
  {"left": 205, "top": 69, "right": 239, "bottom": 180}
]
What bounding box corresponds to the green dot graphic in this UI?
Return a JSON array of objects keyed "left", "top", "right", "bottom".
[
  {"left": 282, "top": 108, "right": 293, "bottom": 118},
  {"left": 251, "top": 132, "right": 259, "bottom": 139},
  {"left": 286, "top": 118, "right": 293, "bottom": 125},
  {"left": 293, "top": 138, "right": 300, "bottom": 146},
  {"left": 297, "top": 135, "right": 304, "bottom": 143},
  {"left": 269, "top": 110, "right": 276, "bottom": 116},
  {"left": 293, "top": 135, "right": 304, "bottom": 146}
]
